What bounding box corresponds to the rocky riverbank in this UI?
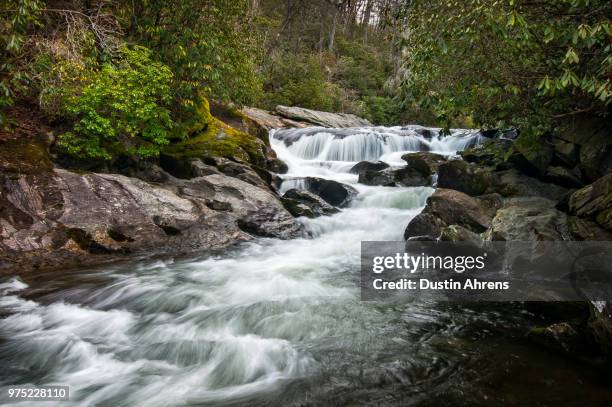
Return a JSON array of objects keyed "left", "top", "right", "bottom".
[{"left": 394, "top": 118, "right": 612, "bottom": 363}]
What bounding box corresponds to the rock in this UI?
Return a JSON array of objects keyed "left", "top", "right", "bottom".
[
  {"left": 301, "top": 177, "right": 358, "bottom": 207},
  {"left": 554, "top": 115, "right": 612, "bottom": 182},
  {"left": 240, "top": 106, "right": 312, "bottom": 132},
  {"left": 275, "top": 105, "right": 372, "bottom": 128},
  {"left": 401, "top": 152, "right": 447, "bottom": 175},
  {"left": 551, "top": 137, "right": 579, "bottom": 167},
  {"left": 358, "top": 166, "right": 430, "bottom": 187},
  {"left": 483, "top": 197, "right": 571, "bottom": 241},
  {"left": 495, "top": 169, "right": 569, "bottom": 201},
  {"left": 439, "top": 225, "right": 483, "bottom": 245},
  {"left": 358, "top": 168, "right": 396, "bottom": 187},
  {"left": 0, "top": 168, "right": 302, "bottom": 274},
  {"left": 267, "top": 157, "right": 289, "bottom": 174},
  {"left": 589, "top": 302, "right": 612, "bottom": 357},
  {"left": 404, "top": 189, "right": 500, "bottom": 239},
  {"left": 349, "top": 160, "right": 389, "bottom": 174},
  {"left": 567, "top": 216, "right": 612, "bottom": 241},
  {"left": 281, "top": 189, "right": 339, "bottom": 218},
  {"left": 460, "top": 139, "right": 513, "bottom": 169},
  {"left": 527, "top": 322, "right": 584, "bottom": 355},
  {"left": 437, "top": 159, "right": 496, "bottom": 196},
  {"left": 568, "top": 174, "right": 612, "bottom": 231},
  {"left": 404, "top": 213, "right": 447, "bottom": 240},
  {"left": 543, "top": 165, "right": 584, "bottom": 188},
  {"left": 190, "top": 159, "right": 222, "bottom": 177},
  {"left": 513, "top": 137, "right": 554, "bottom": 176},
  {"left": 580, "top": 142, "right": 612, "bottom": 183},
  {"left": 210, "top": 157, "right": 270, "bottom": 189}
]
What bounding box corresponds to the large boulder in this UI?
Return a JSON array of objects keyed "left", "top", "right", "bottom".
[
  {"left": 359, "top": 166, "right": 430, "bottom": 187},
  {"left": 437, "top": 159, "right": 496, "bottom": 196},
  {"left": 404, "top": 189, "right": 501, "bottom": 239},
  {"left": 349, "top": 160, "right": 389, "bottom": 174},
  {"left": 401, "top": 152, "right": 447, "bottom": 176},
  {"left": 495, "top": 169, "right": 569, "bottom": 201},
  {"left": 275, "top": 105, "right": 372, "bottom": 128},
  {"left": 0, "top": 167, "right": 302, "bottom": 274},
  {"left": 568, "top": 174, "right": 612, "bottom": 231},
  {"left": 281, "top": 189, "right": 339, "bottom": 218},
  {"left": 554, "top": 115, "right": 612, "bottom": 182},
  {"left": 299, "top": 177, "right": 358, "bottom": 207},
  {"left": 483, "top": 197, "right": 570, "bottom": 241}
]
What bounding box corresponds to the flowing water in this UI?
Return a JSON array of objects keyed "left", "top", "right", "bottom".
[{"left": 1, "top": 126, "right": 611, "bottom": 406}]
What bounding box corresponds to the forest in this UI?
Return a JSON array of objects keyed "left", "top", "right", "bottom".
[{"left": 1, "top": 0, "right": 610, "bottom": 160}]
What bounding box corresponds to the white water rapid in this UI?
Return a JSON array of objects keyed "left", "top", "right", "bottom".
[{"left": 2, "top": 126, "right": 606, "bottom": 406}]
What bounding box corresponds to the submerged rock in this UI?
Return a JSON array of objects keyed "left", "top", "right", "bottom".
[{"left": 281, "top": 189, "right": 339, "bottom": 218}]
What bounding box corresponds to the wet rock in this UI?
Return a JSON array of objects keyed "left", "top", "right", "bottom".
[
  {"left": 275, "top": 105, "right": 372, "bottom": 128},
  {"left": 437, "top": 159, "right": 496, "bottom": 196},
  {"left": 483, "top": 197, "right": 570, "bottom": 241},
  {"left": 349, "top": 160, "right": 389, "bottom": 174},
  {"left": 527, "top": 322, "right": 585, "bottom": 355},
  {"left": 568, "top": 174, "right": 612, "bottom": 231},
  {"left": 267, "top": 157, "right": 289, "bottom": 174},
  {"left": 359, "top": 166, "right": 430, "bottom": 187},
  {"left": 281, "top": 189, "right": 339, "bottom": 218},
  {"left": 404, "top": 189, "right": 500, "bottom": 240},
  {"left": 302, "top": 177, "right": 358, "bottom": 207},
  {"left": 401, "top": 152, "right": 447, "bottom": 176}
]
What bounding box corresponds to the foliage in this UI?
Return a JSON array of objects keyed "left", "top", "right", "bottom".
[
  {"left": 362, "top": 96, "right": 401, "bottom": 126},
  {"left": 260, "top": 53, "right": 339, "bottom": 111},
  {"left": 0, "top": 0, "right": 42, "bottom": 127},
  {"left": 46, "top": 45, "right": 175, "bottom": 159},
  {"left": 399, "top": 0, "right": 611, "bottom": 134},
  {"left": 133, "top": 0, "right": 263, "bottom": 114}
]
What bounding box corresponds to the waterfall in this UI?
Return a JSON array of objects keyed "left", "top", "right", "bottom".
[{"left": 271, "top": 125, "right": 484, "bottom": 164}]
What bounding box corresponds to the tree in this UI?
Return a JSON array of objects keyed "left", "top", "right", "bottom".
[{"left": 399, "top": 0, "right": 611, "bottom": 134}]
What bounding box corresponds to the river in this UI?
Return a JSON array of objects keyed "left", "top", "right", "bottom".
[{"left": 1, "top": 126, "right": 611, "bottom": 406}]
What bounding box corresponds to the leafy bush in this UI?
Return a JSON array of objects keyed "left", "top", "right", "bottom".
[
  {"left": 362, "top": 96, "right": 401, "bottom": 126},
  {"left": 44, "top": 45, "right": 175, "bottom": 160},
  {"left": 261, "top": 54, "right": 336, "bottom": 111}
]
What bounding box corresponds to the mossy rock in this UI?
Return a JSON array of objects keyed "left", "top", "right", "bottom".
[
  {"left": 0, "top": 136, "right": 53, "bottom": 174},
  {"left": 162, "top": 98, "right": 267, "bottom": 176}
]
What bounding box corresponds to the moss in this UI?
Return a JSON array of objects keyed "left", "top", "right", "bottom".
[
  {"left": 162, "top": 98, "right": 266, "bottom": 170},
  {"left": 0, "top": 137, "right": 53, "bottom": 174}
]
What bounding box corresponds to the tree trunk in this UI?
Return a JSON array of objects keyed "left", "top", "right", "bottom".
[{"left": 328, "top": 7, "right": 338, "bottom": 51}]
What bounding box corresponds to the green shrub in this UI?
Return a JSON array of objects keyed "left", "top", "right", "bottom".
[{"left": 46, "top": 45, "right": 175, "bottom": 160}]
